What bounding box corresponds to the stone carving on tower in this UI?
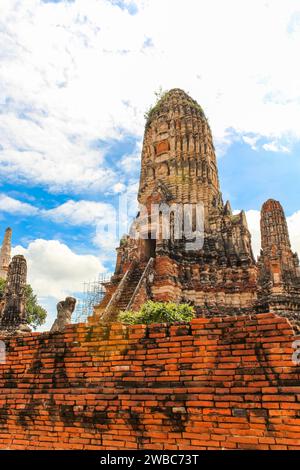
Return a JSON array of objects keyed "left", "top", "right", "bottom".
[
  {"left": 0, "top": 255, "right": 31, "bottom": 335},
  {"left": 90, "top": 89, "right": 258, "bottom": 323},
  {"left": 0, "top": 227, "right": 12, "bottom": 280}
]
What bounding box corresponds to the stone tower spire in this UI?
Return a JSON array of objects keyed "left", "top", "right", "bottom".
[
  {"left": 259, "top": 199, "right": 300, "bottom": 284},
  {"left": 134, "top": 88, "right": 254, "bottom": 265},
  {"left": 138, "top": 88, "right": 220, "bottom": 212},
  {"left": 257, "top": 199, "right": 300, "bottom": 325},
  {"left": 261, "top": 200, "right": 291, "bottom": 252},
  {"left": 0, "top": 227, "right": 12, "bottom": 280}
]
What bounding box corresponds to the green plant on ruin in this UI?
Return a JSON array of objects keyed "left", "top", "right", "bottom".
[
  {"left": 144, "top": 87, "right": 168, "bottom": 124},
  {"left": 118, "top": 300, "right": 195, "bottom": 325},
  {"left": 120, "top": 235, "right": 129, "bottom": 247},
  {"left": 189, "top": 100, "right": 204, "bottom": 115},
  {"left": 144, "top": 88, "right": 206, "bottom": 127},
  {"left": 0, "top": 279, "right": 47, "bottom": 329}
]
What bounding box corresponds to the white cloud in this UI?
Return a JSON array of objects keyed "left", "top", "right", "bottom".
[
  {"left": 0, "top": 191, "right": 137, "bottom": 257},
  {"left": 11, "top": 237, "right": 108, "bottom": 331},
  {"left": 45, "top": 199, "right": 115, "bottom": 225},
  {"left": 242, "top": 136, "right": 260, "bottom": 151},
  {"left": 244, "top": 210, "right": 261, "bottom": 259},
  {"left": 120, "top": 141, "right": 142, "bottom": 174},
  {"left": 0, "top": 194, "right": 120, "bottom": 229},
  {"left": 0, "top": 194, "right": 136, "bottom": 257},
  {"left": 287, "top": 210, "right": 300, "bottom": 256},
  {"left": 262, "top": 141, "right": 290, "bottom": 153},
  {"left": 121, "top": 152, "right": 141, "bottom": 174},
  {"left": 112, "top": 182, "right": 126, "bottom": 193},
  {"left": 92, "top": 182, "right": 139, "bottom": 251},
  {"left": 93, "top": 230, "right": 119, "bottom": 253},
  {"left": 0, "top": 0, "right": 300, "bottom": 193},
  {"left": 0, "top": 194, "right": 38, "bottom": 215},
  {"left": 12, "top": 238, "right": 106, "bottom": 299}
]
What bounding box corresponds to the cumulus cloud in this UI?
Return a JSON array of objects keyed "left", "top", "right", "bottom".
[
  {"left": 112, "top": 182, "right": 126, "bottom": 193},
  {"left": 45, "top": 199, "right": 115, "bottom": 225},
  {"left": 11, "top": 237, "right": 108, "bottom": 331},
  {"left": 0, "top": 194, "right": 118, "bottom": 227},
  {"left": 262, "top": 141, "right": 290, "bottom": 153},
  {"left": 242, "top": 136, "right": 260, "bottom": 151},
  {"left": 0, "top": 191, "right": 138, "bottom": 260},
  {"left": 12, "top": 238, "right": 106, "bottom": 299},
  {"left": 0, "top": 194, "right": 137, "bottom": 256},
  {"left": 0, "top": 0, "right": 300, "bottom": 194},
  {"left": 0, "top": 194, "right": 38, "bottom": 215}
]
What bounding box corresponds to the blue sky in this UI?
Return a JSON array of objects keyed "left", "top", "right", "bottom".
[{"left": 1, "top": 0, "right": 300, "bottom": 330}]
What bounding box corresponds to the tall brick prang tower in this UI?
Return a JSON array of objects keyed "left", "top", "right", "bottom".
[
  {"left": 257, "top": 199, "right": 300, "bottom": 326},
  {"left": 138, "top": 89, "right": 220, "bottom": 212},
  {"left": 0, "top": 227, "right": 12, "bottom": 280},
  {"left": 91, "top": 89, "right": 258, "bottom": 323}
]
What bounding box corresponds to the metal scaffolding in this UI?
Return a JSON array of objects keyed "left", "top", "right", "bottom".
[{"left": 73, "top": 272, "right": 112, "bottom": 323}]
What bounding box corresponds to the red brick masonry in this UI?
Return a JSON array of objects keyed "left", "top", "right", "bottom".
[{"left": 0, "top": 313, "right": 300, "bottom": 450}]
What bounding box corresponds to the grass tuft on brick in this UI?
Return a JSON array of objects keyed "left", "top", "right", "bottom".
[{"left": 118, "top": 300, "right": 195, "bottom": 325}]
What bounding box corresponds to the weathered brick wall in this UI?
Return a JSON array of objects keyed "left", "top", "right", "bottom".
[{"left": 0, "top": 313, "right": 300, "bottom": 450}]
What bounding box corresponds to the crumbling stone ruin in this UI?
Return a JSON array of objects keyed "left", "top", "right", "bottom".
[
  {"left": 50, "top": 296, "right": 76, "bottom": 333},
  {"left": 90, "top": 88, "right": 300, "bottom": 325},
  {"left": 0, "top": 254, "right": 31, "bottom": 335}
]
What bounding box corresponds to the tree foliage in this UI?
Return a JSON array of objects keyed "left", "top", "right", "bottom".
[
  {"left": 0, "top": 280, "right": 47, "bottom": 329},
  {"left": 118, "top": 300, "right": 195, "bottom": 325}
]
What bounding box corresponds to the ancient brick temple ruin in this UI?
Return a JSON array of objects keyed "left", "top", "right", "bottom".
[
  {"left": 0, "top": 228, "right": 31, "bottom": 335},
  {"left": 0, "top": 254, "right": 31, "bottom": 335},
  {"left": 1, "top": 89, "right": 300, "bottom": 451},
  {"left": 91, "top": 89, "right": 300, "bottom": 325}
]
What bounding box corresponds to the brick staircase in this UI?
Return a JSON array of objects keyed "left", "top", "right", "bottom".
[
  {"left": 114, "top": 266, "right": 145, "bottom": 313},
  {"left": 99, "top": 263, "right": 146, "bottom": 322}
]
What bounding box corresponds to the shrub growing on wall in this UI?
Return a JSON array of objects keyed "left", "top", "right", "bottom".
[{"left": 118, "top": 300, "right": 195, "bottom": 325}]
